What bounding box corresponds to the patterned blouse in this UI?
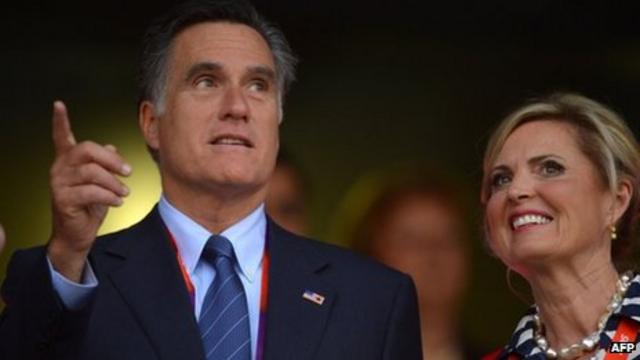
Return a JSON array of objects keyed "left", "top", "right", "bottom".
[{"left": 493, "top": 274, "right": 640, "bottom": 360}]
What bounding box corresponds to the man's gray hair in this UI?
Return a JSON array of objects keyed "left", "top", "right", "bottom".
[{"left": 137, "top": 0, "right": 298, "bottom": 112}]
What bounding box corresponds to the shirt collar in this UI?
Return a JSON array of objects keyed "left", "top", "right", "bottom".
[{"left": 157, "top": 195, "right": 266, "bottom": 283}]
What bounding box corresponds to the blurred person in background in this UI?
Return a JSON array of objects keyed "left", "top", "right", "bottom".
[
  {"left": 351, "top": 173, "right": 485, "bottom": 360},
  {"left": 0, "top": 224, "right": 4, "bottom": 307},
  {"left": 481, "top": 93, "right": 640, "bottom": 360},
  {"left": 265, "top": 149, "right": 310, "bottom": 236},
  {"left": 0, "top": 224, "right": 5, "bottom": 254}
]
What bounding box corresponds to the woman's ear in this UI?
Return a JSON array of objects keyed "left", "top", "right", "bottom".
[{"left": 611, "top": 179, "right": 633, "bottom": 225}]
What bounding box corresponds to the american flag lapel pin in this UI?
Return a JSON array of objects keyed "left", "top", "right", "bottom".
[{"left": 302, "top": 289, "right": 325, "bottom": 306}]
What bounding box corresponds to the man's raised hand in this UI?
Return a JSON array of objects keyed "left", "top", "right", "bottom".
[{"left": 47, "top": 101, "right": 131, "bottom": 282}]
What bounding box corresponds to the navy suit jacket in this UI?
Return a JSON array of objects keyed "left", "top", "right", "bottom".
[{"left": 0, "top": 207, "right": 422, "bottom": 359}]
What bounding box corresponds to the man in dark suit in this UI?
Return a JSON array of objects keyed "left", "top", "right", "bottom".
[{"left": 0, "top": 1, "right": 422, "bottom": 359}]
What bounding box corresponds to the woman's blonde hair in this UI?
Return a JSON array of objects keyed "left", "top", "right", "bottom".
[{"left": 481, "top": 93, "right": 640, "bottom": 265}]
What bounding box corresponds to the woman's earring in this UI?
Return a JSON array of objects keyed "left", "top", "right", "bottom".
[{"left": 610, "top": 225, "right": 617, "bottom": 240}]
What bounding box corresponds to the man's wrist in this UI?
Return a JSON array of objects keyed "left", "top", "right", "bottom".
[{"left": 47, "top": 240, "right": 90, "bottom": 283}]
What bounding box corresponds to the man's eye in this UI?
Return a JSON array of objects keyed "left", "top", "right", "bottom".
[
  {"left": 195, "top": 76, "right": 216, "bottom": 88},
  {"left": 249, "top": 79, "right": 268, "bottom": 92},
  {"left": 540, "top": 160, "right": 565, "bottom": 177},
  {"left": 491, "top": 172, "right": 512, "bottom": 190}
]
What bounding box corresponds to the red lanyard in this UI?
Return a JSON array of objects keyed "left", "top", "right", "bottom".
[{"left": 167, "top": 227, "right": 270, "bottom": 360}]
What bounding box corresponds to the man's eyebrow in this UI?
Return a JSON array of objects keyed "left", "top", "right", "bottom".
[
  {"left": 184, "top": 62, "right": 222, "bottom": 81},
  {"left": 247, "top": 65, "right": 276, "bottom": 81}
]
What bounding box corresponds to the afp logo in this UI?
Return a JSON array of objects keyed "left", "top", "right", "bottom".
[{"left": 609, "top": 342, "right": 636, "bottom": 353}]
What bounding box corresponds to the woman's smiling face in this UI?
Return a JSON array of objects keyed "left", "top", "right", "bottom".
[{"left": 485, "top": 120, "right": 617, "bottom": 273}]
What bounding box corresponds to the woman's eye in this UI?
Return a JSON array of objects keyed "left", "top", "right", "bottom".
[
  {"left": 540, "top": 160, "right": 565, "bottom": 177},
  {"left": 491, "top": 172, "right": 512, "bottom": 190}
]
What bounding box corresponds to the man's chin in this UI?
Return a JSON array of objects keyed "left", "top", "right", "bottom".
[{"left": 205, "top": 176, "right": 268, "bottom": 196}]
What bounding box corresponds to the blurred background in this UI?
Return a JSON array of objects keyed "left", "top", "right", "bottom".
[{"left": 2, "top": 0, "right": 640, "bottom": 354}]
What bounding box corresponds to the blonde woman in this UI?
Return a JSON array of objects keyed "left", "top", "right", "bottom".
[{"left": 482, "top": 93, "right": 640, "bottom": 360}]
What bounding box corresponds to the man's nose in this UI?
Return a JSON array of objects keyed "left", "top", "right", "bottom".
[{"left": 219, "top": 86, "right": 249, "bottom": 121}]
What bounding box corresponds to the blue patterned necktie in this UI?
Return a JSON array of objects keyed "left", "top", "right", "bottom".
[{"left": 198, "top": 235, "right": 251, "bottom": 360}]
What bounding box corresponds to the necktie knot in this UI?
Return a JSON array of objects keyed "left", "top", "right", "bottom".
[{"left": 203, "top": 235, "right": 235, "bottom": 262}]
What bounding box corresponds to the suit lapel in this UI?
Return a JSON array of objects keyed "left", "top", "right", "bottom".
[
  {"left": 101, "top": 208, "right": 205, "bottom": 360},
  {"left": 264, "top": 220, "right": 335, "bottom": 360}
]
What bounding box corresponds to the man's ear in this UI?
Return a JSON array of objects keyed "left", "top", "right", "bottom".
[{"left": 139, "top": 101, "right": 160, "bottom": 151}]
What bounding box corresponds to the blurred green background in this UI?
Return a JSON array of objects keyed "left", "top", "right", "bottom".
[{"left": 2, "top": 0, "right": 640, "bottom": 350}]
